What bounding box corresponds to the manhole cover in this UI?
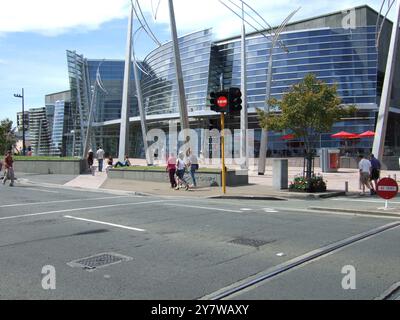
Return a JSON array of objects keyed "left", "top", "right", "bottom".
[
  {"left": 67, "top": 252, "right": 133, "bottom": 271},
  {"left": 229, "top": 238, "right": 275, "bottom": 248}
]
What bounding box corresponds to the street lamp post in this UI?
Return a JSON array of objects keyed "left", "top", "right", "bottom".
[
  {"left": 14, "top": 88, "right": 26, "bottom": 156},
  {"left": 71, "top": 130, "right": 76, "bottom": 157}
]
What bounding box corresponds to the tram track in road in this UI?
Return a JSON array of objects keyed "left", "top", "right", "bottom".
[{"left": 201, "top": 220, "right": 400, "bottom": 300}]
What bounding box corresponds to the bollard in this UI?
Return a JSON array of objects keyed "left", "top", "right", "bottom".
[
  {"left": 394, "top": 174, "right": 397, "bottom": 182},
  {"left": 345, "top": 181, "right": 349, "bottom": 193}
]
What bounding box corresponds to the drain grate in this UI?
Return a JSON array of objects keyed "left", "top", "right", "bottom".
[
  {"left": 229, "top": 238, "right": 275, "bottom": 248},
  {"left": 67, "top": 252, "right": 132, "bottom": 271}
]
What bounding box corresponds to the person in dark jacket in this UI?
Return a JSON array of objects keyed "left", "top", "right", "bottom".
[{"left": 87, "top": 149, "right": 94, "bottom": 175}]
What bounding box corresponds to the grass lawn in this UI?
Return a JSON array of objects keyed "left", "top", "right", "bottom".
[{"left": 13, "top": 156, "right": 80, "bottom": 161}]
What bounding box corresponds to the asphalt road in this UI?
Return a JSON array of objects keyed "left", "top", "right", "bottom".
[{"left": 0, "top": 182, "right": 399, "bottom": 300}]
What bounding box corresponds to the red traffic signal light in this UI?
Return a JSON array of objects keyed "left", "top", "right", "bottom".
[{"left": 209, "top": 91, "right": 229, "bottom": 113}]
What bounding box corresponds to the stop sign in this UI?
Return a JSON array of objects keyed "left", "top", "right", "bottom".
[
  {"left": 376, "top": 178, "right": 399, "bottom": 200},
  {"left": 217, "top": 96, "right": 228, "bottom": 108}
]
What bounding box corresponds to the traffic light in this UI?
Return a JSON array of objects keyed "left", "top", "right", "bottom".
[
  {"left": 209, "top": 91, "right": 217, "bottom": 112},
  {"left": 209, "top": 91, "right": 229, "bottom": 113},
  {"left": 228, "top": 87, "right": 242, "bottom": 113}
]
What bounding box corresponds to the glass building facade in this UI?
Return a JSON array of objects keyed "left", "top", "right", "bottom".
[
  {"left": 61, "top": 5, "right": 400, "bottom": 159},
  {"left": 141, "top": 29, "right": 213, "bottom": 116}
]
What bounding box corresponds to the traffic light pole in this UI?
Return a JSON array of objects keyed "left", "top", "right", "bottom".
[{"left": 221, "top": 112, "right": 226, "bottom": 194}]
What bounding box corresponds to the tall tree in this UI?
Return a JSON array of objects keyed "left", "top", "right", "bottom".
[
  {"left": 0, "top": 118, "right": 16, "bottom": 155},
  {"left": 257, "top": 73, "right": 356, "bottom": 183}
]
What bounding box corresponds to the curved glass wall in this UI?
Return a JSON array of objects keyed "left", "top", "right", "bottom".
[
  {"left": 87, "top": 60, "right": 138, "bottom": 122},
  {"left": 142, "top": 29, "right": 212, "bottom": 115},
  {"left": 217, "top": 26, "right": 377, "bottom": 109}
]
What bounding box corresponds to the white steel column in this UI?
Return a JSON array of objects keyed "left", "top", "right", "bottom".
[
  {"left": 373, "top": 0, "right": 400, "bottom": 160},
  {"left": 168, "top": 0, "right": 189, "bottom": 132},
  {"left": 240, "top": 2, "right": 248, "bottom": 169},
  {"left": 118, "top": 6, "right": 134, "bottom": 161},
  {"left": 132, "top": 49, "right": 152, "bottom": 165},
  {"left": 257, "top": 50, "right": 274, "bottom": 175}
]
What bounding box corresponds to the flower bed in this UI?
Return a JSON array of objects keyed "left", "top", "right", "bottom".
[{"left": 289, "top": 175, "right": 327, "bottom": 193}]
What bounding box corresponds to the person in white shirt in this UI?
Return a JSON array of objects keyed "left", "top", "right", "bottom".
[
  {"left": 96, "top": 146, "right": 105, "bottom": 172},
  {"left": 358, "top": 155, "right": 374, "bottom": 196},
  {"left": 175, "top": 152, "right": 189, "bottom": 190}
]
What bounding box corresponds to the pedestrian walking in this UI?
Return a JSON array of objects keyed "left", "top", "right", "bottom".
[
  {"left": 358, "top": 154, "right": 374, "bottom": 196},
  {"left": 166, "top": 153, "right": 177, "bottom": 188},
  {"left": 87, "top": 149, "right": 95, "bottom": 176},
  {"left": 2, "top": 151, "right": 15, "bottom": 187},
  {"left": 175, "top": 152, "right": 189, "bottom": 191},
  {"left": 187, "top": 149, "right": 199, "bottom": 188},
  {"left": 369, "top": 153, "right": 381, "bottom": 193},
  {"left": 96, "top": 146, "right": 105, "bottom": 172}
]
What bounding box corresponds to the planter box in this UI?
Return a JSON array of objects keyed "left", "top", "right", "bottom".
[
  {"left": 108, "top": 168, "right": 248, "bottom": 187},
  {"left": 14, "top": 159, "right": 86, "bottom": 175}
]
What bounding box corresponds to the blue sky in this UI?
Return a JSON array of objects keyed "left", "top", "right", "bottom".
[{"left": 0, "top": 0, "right": 390, "bottom": 126}]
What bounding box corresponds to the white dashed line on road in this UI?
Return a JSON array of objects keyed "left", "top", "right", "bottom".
[
  {"left": 0, "top": 195, "right": 132, "bottom": 208},
  {"left": 163, "top": 203, "right": 243, "bottom": 213},
  {"left": 64, "top": 215, "right": 146, "bottom": 232},
  {"left": 0, "top": 200, "right": 166, "bottom": 221},
  {"left": 19, "top": 187, "right": 60, "bottom": 193}
]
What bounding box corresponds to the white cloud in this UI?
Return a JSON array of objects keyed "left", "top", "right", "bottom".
[
  {"left": 0, "top": 0, "right": 129, "bottom": 35},
  {"left": 0, "top": 0, "right": 391, "bottom": 38}
]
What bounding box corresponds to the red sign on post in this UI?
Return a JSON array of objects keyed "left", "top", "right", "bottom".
[{"left": 376, "top": 178, "right": 399, "bottom": 200}]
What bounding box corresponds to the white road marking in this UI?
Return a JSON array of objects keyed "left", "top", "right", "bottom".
[
  {"left": 64, "top": 215, "right": 146, "bottom": 232},
  {"left": 240, "top": 208, "right": 253, "bottom": 211},
  {"left": 0, "top": 195, "right": 131, "bottom": 208},
  {"left": 330, "top": 198, "right": 400, "bottom": 204},
  {"left": 0, "top": 200, "right": 165, "bottom": 221},
  {"left": 163, "top": 203, "right": 242, "bottom": 213},
  {"left": 263, "top": 208, "right": 278, "bottom": 213},
  {"left": 20, "top": 187, "right": 59, "bottom": 193}
]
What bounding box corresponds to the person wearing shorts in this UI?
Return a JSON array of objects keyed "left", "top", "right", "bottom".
[
  {"left": 358, "top": 155, "right": 374, "bottom": 196},
  {"left": 369, "top": 154, "right": 381, "bottom": 193}
]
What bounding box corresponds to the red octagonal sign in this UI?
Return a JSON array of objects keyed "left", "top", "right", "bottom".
[{"left": 376, "top": 178, "right": 399, "bottom": 200}]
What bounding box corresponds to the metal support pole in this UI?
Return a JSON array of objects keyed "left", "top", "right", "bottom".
[
  {"left": 83, "top": 85, "right": 96, "bottom": 159},
  {"left": 22, "top": 88, "right": 26, "bottom": 156},
  {"left": 373, "top": 0, "right": 400, "bottom": 161},
  {"left": 132, "top": 48, "right": 152, "bottom": 165},
  {"left": 73, "top": 133, "right": 76, "bottom": 157},
  {"left": 221, "top": 112, "right": 226, "bottom": 194},
  {"left": 240, "top": 2, "right": 248, "bottom": 169},
  {"left": 258, "top": 50, "right": 274, "bottom": 175},
  {"left": 118, "top": 5, "right": 134, "bottom": 161},
  {"left": 37, "top": 119, "right": 42, "bottom": 156},
  {"left": 168, "top": 0, "right": 189, "bottom": 132}
]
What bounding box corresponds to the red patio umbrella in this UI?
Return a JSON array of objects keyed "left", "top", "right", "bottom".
[
  {"left": 331, "top": 131, "right": 358, "bottom": 139},
  {"left": 357, "top": 130, "right": 375, "bottom": 138},
  {"left": 281, "top": 133, "right": 295, "bottom": 140}
]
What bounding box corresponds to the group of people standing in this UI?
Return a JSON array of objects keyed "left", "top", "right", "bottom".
[
  {"left": 0, "top": 151, "right": 15, "bottom": 187},
  {"left": 87, "top": 146, "right": 132, "bottom": 175},
  {"left": 358, "top": 153, "right": 381, "bottom": 196},
  {"left": 166, "top": 150, "right": 199, "bottom": 191}
]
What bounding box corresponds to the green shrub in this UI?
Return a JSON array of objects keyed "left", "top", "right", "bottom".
[{"left": 289, "top": 175, "right": 327, "bottom": 193}]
